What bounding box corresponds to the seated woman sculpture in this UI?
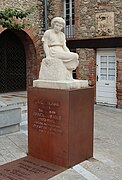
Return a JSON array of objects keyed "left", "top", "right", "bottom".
[{"left": 39, "top": 17, "right": 79, "bottom": 81}]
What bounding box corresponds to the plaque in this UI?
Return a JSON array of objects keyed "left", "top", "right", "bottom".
[
  {"left": 0, "top": 156, "right": 65, "bottom": 180},
  {"left": 96, "top": 12, "right": 114, "bottom": 36}
]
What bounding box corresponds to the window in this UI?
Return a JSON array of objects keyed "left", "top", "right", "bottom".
[
  {"left": 100, "top": 55, "right": 115, "bottom": 81},
  {"left": 64, "top": 0, "right": 74, "bottom": 38}
]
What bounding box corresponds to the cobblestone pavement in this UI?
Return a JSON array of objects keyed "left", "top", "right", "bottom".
[{"left": 0, "top": 92, "right": 122, "bottom": 180}]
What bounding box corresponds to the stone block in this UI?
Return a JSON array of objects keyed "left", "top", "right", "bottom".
[
  {"left": 28, "top": 87, "right": 94, "bottom": 168},
  {"left": 0, "top": 106, "right": 21, "bottom": 136},
  {"left": 33, "top": 79, "right": 88, "bottom": 90}
]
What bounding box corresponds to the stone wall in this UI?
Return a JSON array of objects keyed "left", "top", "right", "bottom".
[
  {"left": 75, "top": 0, "right": 122, "bottom": 38},
  {"left": 0, "top": 0, "right": 43, "bottom": 34},
  {"left": 116, "top": 48, "right": 122, "bottom": 108},
  {"left": 76, "top": 48, "right": 96, "bottom": 99},
  {"left": 48, "top": 0, "right": 63, "bottom": 27},
  {"left": 76, "top": 48, "right": 96, "bottom": 85},
  {"left": 47, "top": 0, "right": 122, "bottom": 38}
]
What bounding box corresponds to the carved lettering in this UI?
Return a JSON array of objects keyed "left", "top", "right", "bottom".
[
  {"left": 32, "top": 99, "right": 63, "bottom": 135},
  {"left": 34, "top": 99, "right": 60, "bottom": 107},
  {"left": 0, "top": 158, "right": 59, "bottom": 180}
]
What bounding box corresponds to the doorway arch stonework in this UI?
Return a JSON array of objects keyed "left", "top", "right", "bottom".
[{"left": 0, "top": 26, "right": 43, "bottom": 90}]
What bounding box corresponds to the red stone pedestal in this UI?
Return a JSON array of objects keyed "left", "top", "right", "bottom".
[{"left": 28, "top": 87, "right": 94, "bottom": 168}]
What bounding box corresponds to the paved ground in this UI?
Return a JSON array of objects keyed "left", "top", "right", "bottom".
[{"left": 0, "top": 92, "right": 122, "bottom": 180}]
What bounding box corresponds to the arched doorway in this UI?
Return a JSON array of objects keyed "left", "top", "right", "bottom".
[{"left": 0, "top": 29, "right": 26, "bottom": 93}]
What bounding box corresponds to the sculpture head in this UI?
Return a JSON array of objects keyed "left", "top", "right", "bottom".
[{"left": 51, "top": 17, "right": 65, "bottom": 30}]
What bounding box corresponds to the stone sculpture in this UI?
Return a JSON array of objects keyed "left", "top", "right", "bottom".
[
  {"left": 33, "top": 17, "right": 88, "bottom": 89},
  {"left": 39, "top": 17, "right": 79, "bottom": 81}
]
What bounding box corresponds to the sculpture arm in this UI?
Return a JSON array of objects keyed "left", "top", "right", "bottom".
[
  {"left": 62, "top": 33, "right": 70, "bottom": 52},
  {"left": 63, "top": 42, "right": 70, "bottom": 52},
  {"left": 43, "top": 41, "right": 50, "bottom": 57},
  {"left": 42, "top": 30, "right": 50, "bottom": 58}
]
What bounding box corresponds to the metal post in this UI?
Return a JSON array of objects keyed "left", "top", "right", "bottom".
[{"left": 44, "top": 0, "right": 48, "bottom": 30}]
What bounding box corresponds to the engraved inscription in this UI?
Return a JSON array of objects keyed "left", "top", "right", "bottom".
[
  {"left": 0, "top": 158, "right": 62, "bottom": 180},
  {"left": 32, "top": 99, "right": 63, "bottom": 135}
]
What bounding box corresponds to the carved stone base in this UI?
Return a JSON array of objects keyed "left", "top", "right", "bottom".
[
  {"left": 33, "top": 79, "right": 88, "bottom": 90},
  {"left": 28, "top": 87, "right": 94, "bottom": 168},
  {"left": 39, "top": 58, "right": 73, "bottom": 81}
]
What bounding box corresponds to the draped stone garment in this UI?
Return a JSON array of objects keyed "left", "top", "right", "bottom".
[{"left": 42, "top": 29, "right": 79, "bottom": 71}]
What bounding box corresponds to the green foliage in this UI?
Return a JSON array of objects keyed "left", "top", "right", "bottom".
[{"left": 0, "top": 5, "right": 36, "bottom": 30}]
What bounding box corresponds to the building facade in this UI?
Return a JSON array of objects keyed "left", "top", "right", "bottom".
[
  {"left": 0, "top": 0, "right": 122, "bottom": 108},
  {"left": 48, "top": 0, "right": 122, "bottom": 108}
]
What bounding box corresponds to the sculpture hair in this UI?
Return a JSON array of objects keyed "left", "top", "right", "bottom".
[{"left": 51, "top": 17, "right": 65, "bottom": 28}]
